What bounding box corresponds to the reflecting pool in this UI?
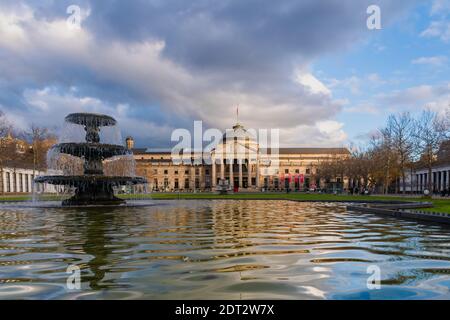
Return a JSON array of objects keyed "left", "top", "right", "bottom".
[{"left": 0, "top": 200, "right": 449, "bottom": 299}]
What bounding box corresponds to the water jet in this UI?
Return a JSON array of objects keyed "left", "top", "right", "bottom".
[{"left": 35, "top": 113, "right": 147, "bottom": 206}]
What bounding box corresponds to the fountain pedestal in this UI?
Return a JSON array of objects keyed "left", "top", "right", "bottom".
[{"left": 63, "top": 180, "right": 123, "bottom": 206}]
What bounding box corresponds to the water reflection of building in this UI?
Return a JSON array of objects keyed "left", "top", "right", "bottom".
[{"left": 132, "top": 121, "right": 350, "bottom": 192}]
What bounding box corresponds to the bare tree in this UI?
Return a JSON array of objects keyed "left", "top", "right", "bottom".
[
  {"left": 414, "top": 109, "right": 450, "bottom": 193},
  {"left": 386, "top": 112, "right": 415, "bottom": 194},
  {"left": 25, "top": 124, "right": 57, "bottom": 195},
  {"left": 28, "top": 125, "right": 50, "bottom": 173},
  {"left": 369, "top": 127, "right": 399, "bottom": 194},
  {"left": 345, "top": 144, "right": 375, "bottom": 194}
]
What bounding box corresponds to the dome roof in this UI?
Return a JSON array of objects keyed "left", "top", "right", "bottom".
[{"left": 221, "top": 123, "right": 256, "bottom": 143}]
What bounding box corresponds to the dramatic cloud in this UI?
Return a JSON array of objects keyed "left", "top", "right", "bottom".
[
  {"left": 276, "top": 120, "right": 348, "bottom": 147},
  {"left": 295, "top": 71, "right": 331, "bottom": 96},
  {"left": 0, "top": 0, "right": 416, "bottom": 147}
]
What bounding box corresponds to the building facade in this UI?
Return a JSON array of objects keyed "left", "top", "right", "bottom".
[
  {"left": 0, "top": 167, "right": 64, "bottom": 195},
  {"left": 133, "top": 122, "right": 350, "bottom": 192},
  {"left": 412, "top": 164, "right": 450, "bottom": 194},
  {"left": 0, "top": 167, "right": 37, "bottom": 194},
  {"left": 0, "top": 131, "right": 58, "bottom": 195},
  {"left": 400, "top": 141, "right": 450, "bottom": 194}
]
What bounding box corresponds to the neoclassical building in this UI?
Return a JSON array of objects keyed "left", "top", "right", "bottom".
[
  {"left": 0, "top": 132, "right": 57, "bottom": 195},
  {"left": 401, "top": 140, "right": 450, "bottom": 194},
  {"left": 0, "top": 167, "right": 44, "bottom": 194},
  {"left": 132, "top": 121, "right": 351, "bottom": 192}
]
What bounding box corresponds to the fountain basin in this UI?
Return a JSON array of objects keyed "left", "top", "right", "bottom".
[
  {"left": 35, "top": 175, "right": 147, "bottom": 206},
  {"left": 51, "top": 143, "right": 131, "bottom": 159},
  {"left": 65, "top": 113, "right": 117, "bottom": 127},
  {"left": 35, "top": 175, "right": 146, "bottom": 186}
]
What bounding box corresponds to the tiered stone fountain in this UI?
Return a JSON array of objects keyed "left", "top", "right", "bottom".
[{"left": 35, "top": 113, "right": 147, "bottom": 206}]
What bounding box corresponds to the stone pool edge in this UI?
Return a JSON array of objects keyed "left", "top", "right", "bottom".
[{"left": 345, "top": 202, "right": 450, "bottom": 225}]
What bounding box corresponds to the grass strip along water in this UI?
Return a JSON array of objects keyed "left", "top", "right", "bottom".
[{"left": 2, "top": 193, "right": 448, "bottom": 214}]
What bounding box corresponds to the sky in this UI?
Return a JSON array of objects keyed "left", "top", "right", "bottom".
[{"left": 0, "top": 0, "right": 449, "bottom": 148}]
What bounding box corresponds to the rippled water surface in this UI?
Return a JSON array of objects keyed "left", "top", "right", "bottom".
[{"left": 1, "top": 200, "right": 450, "bottom": 300}]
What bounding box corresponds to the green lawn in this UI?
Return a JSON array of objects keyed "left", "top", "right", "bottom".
[
  {"left": 1, "top": 192, "right": 449, "bottom": 214},
  {"left": 423, "top": 202, "right": 450, "bottom": 214},
  {"left": 0, "top": 195, "right": 68, "bottom": 202}
]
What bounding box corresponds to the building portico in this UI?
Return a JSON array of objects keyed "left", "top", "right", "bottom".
[{"left": 211, "top": 123, "right": 260, "bottom": 191}]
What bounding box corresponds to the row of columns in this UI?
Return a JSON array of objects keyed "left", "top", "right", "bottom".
[
  {"left": 416, "top": 170, "right": 450, "bottom": 192},
  {"left": 1, "top": 171, "right": 35, "bottom": 193},
  {"left": 211, "top": 158, "right": 260, "bottom": 188}
]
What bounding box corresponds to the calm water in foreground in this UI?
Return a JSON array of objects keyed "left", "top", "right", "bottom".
[{"left": 0, "top": 200, "right": 450, "bottom": 300}]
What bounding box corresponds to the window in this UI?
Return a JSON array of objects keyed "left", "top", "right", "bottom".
[
  {"left": 174, "top": 178, "right": 179, "bottom": 189},
  {"left": 285, "top": 169, "right": 289, "bottom": 174},
  {"left": 306, "top": 168, "right": 311, "bottom": 174},
  {"left": 164, "top": 170, "right": 168, "bottom": 175},
  {"left": 185, "top": 170, "right": 189, "bottom": 175},
  {"left": 174, "top": 170, "right": 178, "bottom": 175},
  {"left": 184, "top": 178, "right": 190, "bottom": 189},
  {"left": 153, "top": 169, "right": 158, "bottom": 175},
  {"left": 195, "top": 168, "right": 200, "bottom": 175},
  {"left": 295, "top": 169, "right": 299, "bottom": 174},
  {"left": 205, "top": 169, "right": 210, "bottom": 175}
]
